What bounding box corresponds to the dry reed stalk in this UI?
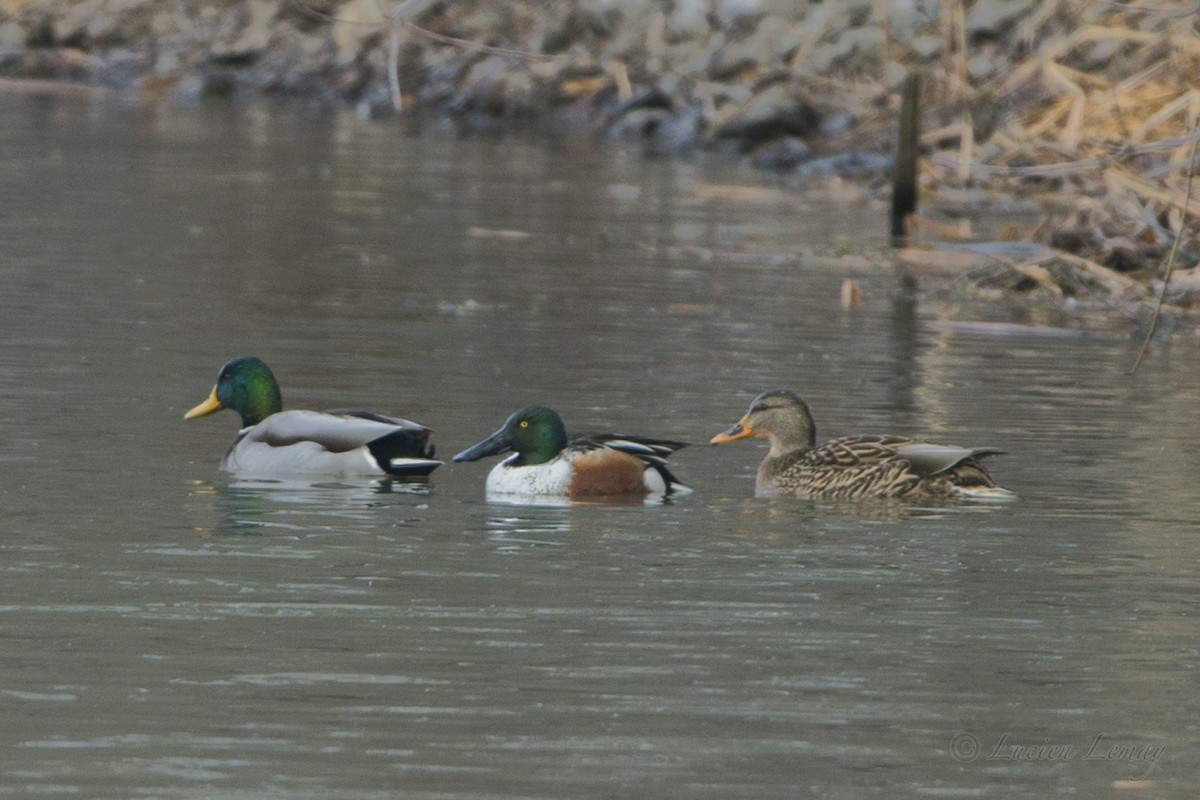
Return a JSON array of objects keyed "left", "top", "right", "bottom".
[
  {"left": 875, "top": 0, "right": 890, "bottom": 84},
  {"left": 941, "top": 0, "right": 971, "bottom": 181},
  {"left": 1107, "top": 167, "right": 1200, "bottom": 221},
  {"left": 1132, "top": 134, "right": 1200, "bottom": 371}
]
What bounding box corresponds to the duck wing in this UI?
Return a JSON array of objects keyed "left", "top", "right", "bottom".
[
  {"left": 789, "top": 435, "right": 1004, "bottom": 498},
  {"left": 809, "top": 435, "right": 1000, "bottom": 474},
  {"left": 235, "top": 410, "right": 441, "bottom": 477},
  {"left": 329, "top": 410, "right": 440, "bottom": 476},
  {"left": 574, "top": 433, "right": 687, "bottom": 457},
  {"left": 571, "top": 433, "right": 690, "bottom": 494},
  {"left": 892, "top": 441, "right": 1004, "bottom": 476}
]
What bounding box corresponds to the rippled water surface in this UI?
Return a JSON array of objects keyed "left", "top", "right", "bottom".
[{"left": 1, "top": 95, "right": 1197, "bottom": 798}]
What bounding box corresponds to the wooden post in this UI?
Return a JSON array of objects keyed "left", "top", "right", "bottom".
[{"left": 892, "top": 70, "right": 920, "bottom": 246}]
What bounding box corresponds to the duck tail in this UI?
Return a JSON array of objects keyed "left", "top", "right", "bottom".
[
  {"left": 595, "top": 435, "right": 691, "bottom": 495},
  {"left": 367, "top": 427, "right": 442, "bottom": 477},
  {"left": 952, "top": 483, "right": 1018, "bottom": 501},
  {"left": 644, "top": 454, "right": 692, "bottom": 495}
]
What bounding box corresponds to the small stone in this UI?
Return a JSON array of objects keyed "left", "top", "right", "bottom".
[
  {"left": 967, "top": 53, "right": 997, "bottom": 82},
  {"left": 212, "top": 0, "right": 278, "bottom": 61},
  {"left": 910, "top": 34, "right": 941, "bottom": 60},
  {"left": 883, "top": 62, "right": 910, "bottom": 89},
  {"left": 751, "top": 136, "right": 811, "bottom": 170},
  {"left": 829, "top": 26, "right": 884, "bottom": 68},
  {"left": 55, "top": 0, "right": 105, "bottom": 42},
  {"left": 708, "top": 15, "right": 802, "bottom": 79},
  {"left": 665, "top": 0, "right": 710, "bottom": 41},
  {"left": 794, "top": 153, "right": 892, "bottom": 180},
  {"left": 711, "top": 83, "right": 820, "bottom": 147},
  {"left": 170, "top": 75, "right": 208, "bottom": 105},
  {"left": 0, "top": 21, "right": 23, "bottom": 50},
  {"left": 330, "top": 0, "right": 389, "bottom": 66},
  {"left": 610, "top": 105, "right": 703, "bottom": 156},
  {"left": 966, "top": 0, "right": 1037, "bottom": 37}
]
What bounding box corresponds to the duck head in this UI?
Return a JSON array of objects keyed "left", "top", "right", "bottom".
[
  {"left": 185, "top": 356, "right": 283, "bottom": 428},
  {"left": 453, "top": 405, "right": 569, "bottom": 467}
]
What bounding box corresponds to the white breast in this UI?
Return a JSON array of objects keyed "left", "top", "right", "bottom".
[{"left": 485, "top": 455, "right": 574, "bottom": 496}]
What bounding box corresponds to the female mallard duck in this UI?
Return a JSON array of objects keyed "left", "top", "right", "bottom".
[
  {"left": 185, "top": 356, "right": 442, "bottom": 479},
  {"left": 452, "top": 405, "right": 689, "bottom": 500},
  {"left": 710, "top": 388, "right": 1012, "bottom": 500}
]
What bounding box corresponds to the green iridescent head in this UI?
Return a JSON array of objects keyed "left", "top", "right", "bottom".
[
  {"left": 452, "top": 405, "right": 569, "bottom": 466},
  {"left": 184, "top": 356, "right": 283, "bottom": 427}
]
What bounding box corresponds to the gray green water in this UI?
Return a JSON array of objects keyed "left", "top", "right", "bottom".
[{"left": 0, "top": 95, "right": 1195, "bottom": 798}]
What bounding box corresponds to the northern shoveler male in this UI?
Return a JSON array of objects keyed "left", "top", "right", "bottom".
[
  {"left": 452, "top": 405, "right": 689, "bottom": 500},
  {"left": 185, "top": 356, "right": 441, "bottom": 479},
  {"left": 710, "top": 388, "right": 1013, "bottom": 500}
]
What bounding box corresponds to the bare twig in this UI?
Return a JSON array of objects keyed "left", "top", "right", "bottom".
[
  {"left": 292, "top": 0, "right": 556, "bottom": 60},
  {"left": 403, "top": 20, "right": 556, "bottom": 60},
  {"left": 373, "top": 0, "right": 436, "bottom": 111},
  {"left": 930, "top": 127, "right": 1200, "bottom": 177},
  {"left": 1130, "top": 133, "right": 1200, "bottom": 372},
  {"left": 387, "top": 15, "right": 402, "bottom": 110},
  {"left": 290, "top": 0, "right": 560, "bottom": 112},
  {"left": 1102, "top": 0, "right": 1200, "bottom": 17},
  {"left": 953, "top": 0, "right": 971, "bottom": 182}
]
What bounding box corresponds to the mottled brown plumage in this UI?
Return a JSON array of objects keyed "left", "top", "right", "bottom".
[{"left": 710, "top": 389, "right": 1013, "bottom": 500}]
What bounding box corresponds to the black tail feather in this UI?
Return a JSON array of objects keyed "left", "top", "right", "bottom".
[{"left": 366, "top": 428, "right": 441, "bottom": 478}]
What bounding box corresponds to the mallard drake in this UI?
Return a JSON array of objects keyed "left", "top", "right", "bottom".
[
  {"left": 184, "top": 356, "right": 442, "bottom": 479},
  {"left": 710, "top": 388, "right": 1012, "bottom": 500},
  {"left": 452, "top": 405, "right": 689, "bottom": 500}
]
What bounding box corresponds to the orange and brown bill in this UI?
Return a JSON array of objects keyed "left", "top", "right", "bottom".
[{"left": 710, "top": 416, "right": 755, "bottom": 445}]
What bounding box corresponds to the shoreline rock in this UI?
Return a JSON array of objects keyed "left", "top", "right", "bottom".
[{"left": 2, "top": 0, "right": 1199, "bottom": 329}]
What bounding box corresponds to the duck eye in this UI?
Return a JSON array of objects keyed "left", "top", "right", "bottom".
[{"left": 520, "top": 420, "right": 529, "bottom": 428}]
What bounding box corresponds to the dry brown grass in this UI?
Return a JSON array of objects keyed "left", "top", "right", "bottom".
[{"left": 904, "top": 0, "right": 1200, "bottom": 327}]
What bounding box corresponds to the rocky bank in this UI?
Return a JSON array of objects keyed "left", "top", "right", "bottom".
[{"left": 3, "top": 1, "right": 1200, "bottom": 328}]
